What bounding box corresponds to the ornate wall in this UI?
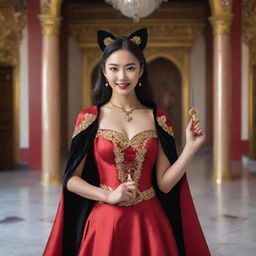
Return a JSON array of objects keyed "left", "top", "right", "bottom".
[{"left": 0, "top": 0, "right": 26, "bottom": 165}]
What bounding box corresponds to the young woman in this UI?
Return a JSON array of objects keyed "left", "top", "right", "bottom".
[{"left": 43, "top": 28, "right": 210, "bottom": 256}]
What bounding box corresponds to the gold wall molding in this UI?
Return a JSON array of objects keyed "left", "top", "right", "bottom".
[
  {"left": 0, "top": 0, "right": 26, "bottom": 165},
  {"left": 242, "top": 0, "right": 256, "bottom": 160},
  {"left": 0, "top": 0, "right": 26, "bottom": 65},
  {"left": 242, "top": 0, "right": 256, "bottom": 64},
  {"left": 68, "top": 3, "right": 206, "bottom": 145}
]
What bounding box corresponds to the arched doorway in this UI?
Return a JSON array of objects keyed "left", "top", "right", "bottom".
[
  {"left": 148, "top": 58, "right": 182, "bottom": 148},
  {"left": 0, "top": 65, "right": 15, "bottom": 170}
]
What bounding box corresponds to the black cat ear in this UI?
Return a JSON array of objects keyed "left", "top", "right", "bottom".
[
  {"left": 128, "top": 28, "right": 148, "bottom": 51},
  {"left": 97, "top": 30, "right": 116, "bottom": 51}
]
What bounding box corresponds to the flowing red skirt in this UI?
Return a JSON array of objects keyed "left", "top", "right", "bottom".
[{"left": 78, "top": 197, "right": 179, "bottom": 256}]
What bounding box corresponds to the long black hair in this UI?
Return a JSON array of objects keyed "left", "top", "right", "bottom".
[{"left": 93, "top": 36, "right": 156, "bottom": 109}]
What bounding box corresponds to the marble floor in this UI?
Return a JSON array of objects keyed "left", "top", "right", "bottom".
[{"left": 0, "top": 151, "right": 255, "bottom": 256}]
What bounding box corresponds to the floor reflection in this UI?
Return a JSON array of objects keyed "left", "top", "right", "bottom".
[{"left": 0, "top": 151, "right": 255, "bottom": 256}]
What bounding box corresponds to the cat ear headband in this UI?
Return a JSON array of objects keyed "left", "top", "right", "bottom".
[{"left": 97, "top": 28, "right": 148, "bottom": 52}]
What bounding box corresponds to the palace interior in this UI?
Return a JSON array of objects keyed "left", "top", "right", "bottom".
[{"left": 0, "top": 0, "right": 255, "bottom": 255}]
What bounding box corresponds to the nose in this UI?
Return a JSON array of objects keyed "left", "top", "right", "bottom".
[{"left": 118, "top": 69, "right": 127, "bottom": 81}]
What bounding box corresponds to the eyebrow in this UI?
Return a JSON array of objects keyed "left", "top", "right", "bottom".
[{"left": 108, "top": 63, "right": 137, "bottom": 67}]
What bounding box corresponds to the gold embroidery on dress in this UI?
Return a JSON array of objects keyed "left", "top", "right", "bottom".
[
  {"left": 98, "top": 184, "right": 156, "bottom": 207},
  {"left": 157, "top": 115, "right": 175, "bottom": 137},
  {"left": 72, "top": 113, "right": 97, "bottom": 138},
  {"left": 96, "top": 129, "right": 157, "bottom": 183}
]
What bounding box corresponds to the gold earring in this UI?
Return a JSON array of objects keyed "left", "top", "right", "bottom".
[{"left": 138, "top": 78, "right": 142, "bottom": 86}]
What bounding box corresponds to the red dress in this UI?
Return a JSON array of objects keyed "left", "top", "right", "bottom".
[{"left": 78, "top": 128, "right": 179, "bottom": 256}]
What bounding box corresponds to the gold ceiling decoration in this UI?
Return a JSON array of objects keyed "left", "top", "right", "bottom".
[
  {"left": 0, "top": 0, "right": 26, "bottom": 65},
  {"left": 68, "top": 5, "right": 206, "bottom": 49}
]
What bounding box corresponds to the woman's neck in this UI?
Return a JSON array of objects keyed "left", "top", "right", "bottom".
[{"left": 109, "top": 93, "right": 141, "bottom": 110}]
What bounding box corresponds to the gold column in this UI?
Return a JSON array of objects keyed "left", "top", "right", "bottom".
[
  {"left": 39, "top": 14, "right": 62, "bottom": 185},
  {"left": 248, "top": 61, "right": 256, "bottom": 160},
  {"left": 209, "top": 0, "right": 233, "bottom": 183},
  {"left": 243, "top": 0, "right": 256, "bottom": 161}
]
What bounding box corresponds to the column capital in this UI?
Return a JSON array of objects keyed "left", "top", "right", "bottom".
[
  {"left": 38, "top": 14, "right": 62, "bottom": 36},
  {"left": 209, "top": 0, "right": 233, "bottom": 35},
  {"left": 209, "top": 14, "right": 233, "bottom": 35}
]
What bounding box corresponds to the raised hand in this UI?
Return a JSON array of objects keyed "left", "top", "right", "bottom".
[{"left": 185, "top": 119, "right": 205, "bottom": 152}]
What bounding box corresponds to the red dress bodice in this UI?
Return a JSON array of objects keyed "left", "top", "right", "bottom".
[
  {"left": 94, "top": 129, "right": 158, "bottom": 191},
  {"left": 78, "top": 129, "right": 179, "bottom": 256}
]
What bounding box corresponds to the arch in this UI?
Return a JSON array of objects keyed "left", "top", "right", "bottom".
[
  {"left": 148, "top": 57, "right": 182, "bottom": 146},
  {"left": 146, "top": 52, "right": 190, "bottom": 145}
]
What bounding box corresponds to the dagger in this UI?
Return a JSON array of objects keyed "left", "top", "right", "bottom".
[{"left": 189, "top": 87, "right": 198, "bottom": 121}]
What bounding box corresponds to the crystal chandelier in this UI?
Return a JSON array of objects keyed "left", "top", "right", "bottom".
[{"left": 105, "top": 0, "right": 168, "bottom": 22}]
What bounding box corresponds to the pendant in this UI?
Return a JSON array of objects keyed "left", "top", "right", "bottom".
[
  {"left": 127, "top": 173, "right": 133, "bottom": 182},
  {"left": 125, "top": 114, "right": 132, "bottom": 122}
]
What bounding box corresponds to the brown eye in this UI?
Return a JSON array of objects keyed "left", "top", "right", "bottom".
[{"left": 127, "top": 66, "right": 135, "bottom": 71}]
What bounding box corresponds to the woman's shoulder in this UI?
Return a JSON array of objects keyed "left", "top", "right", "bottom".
[
  {"left": 73, "top": 106, "right": 98, "bottom": 135},
  {"left": 155, "top": 108, "right": 175, "bottom": 137},
  {"left": 79, "top": 105, "right": 98, "bottom": 116}
]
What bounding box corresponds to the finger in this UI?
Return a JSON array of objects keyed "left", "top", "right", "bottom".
[
  {"left": 193, "top": 127, "right": 201, "bottom": 133},
  {"left": 131, "top": 190, "right": 136, "bottom": 200},
  {"left": 193, "top": 123, "right": 201, "bottom": 129},
  {"left": 188, "top": 119, "right": 193, "bottom": 130},
  {"left": 195, "top": 129, "right": 203, "bottom": 136},
  {"left": 125, "top": 181, "right": 137, "bottom": 186},
  {"left": 127, "top": 185, "right": 137, "bottom": 191},
  {"left": 125, "top": 191, "right": 133, "bottom": 199},
  {"left": 136, "top": 188, "right": 142, "bottom": 197}
]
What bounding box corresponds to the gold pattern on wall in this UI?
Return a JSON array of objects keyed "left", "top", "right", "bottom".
[
  {"left": 242, "top": 0, "right": 256, "bottom": 65},
  {"left": 242, "top": 0, "right": 256, "bottom": 160},
  {"left": 0, "top": 0, "right": 26, "bottom": 65},
  {"left": 0, "top": 0, "right": 26, "bottom": 165},
  {"left": 68, "top": 3, "right": 206, "bottom": 144}
]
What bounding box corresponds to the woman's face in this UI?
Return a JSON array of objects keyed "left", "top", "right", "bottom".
[{"left": 103, "top": 49, "right": 143, "bottom": 96}]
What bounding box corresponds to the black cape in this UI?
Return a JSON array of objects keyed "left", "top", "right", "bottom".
[{"left": 43, "top": 104, "right": 210, "bottom": 256}]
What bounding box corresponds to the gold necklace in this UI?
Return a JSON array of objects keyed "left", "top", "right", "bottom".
[{"left": 110, "top": 101, "right": 140, "bottom": 122}]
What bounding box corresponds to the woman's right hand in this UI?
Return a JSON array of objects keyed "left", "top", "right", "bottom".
[{"left": 105, "top": 181, "right": 140, "bottom": 205}]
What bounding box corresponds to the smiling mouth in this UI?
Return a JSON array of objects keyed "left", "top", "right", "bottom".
[{"left": 116, "top": 83, "right": 130, "bottom": 89}]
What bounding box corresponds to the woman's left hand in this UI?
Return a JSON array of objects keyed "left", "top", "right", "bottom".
[{"left": 185, "top": 119, "right": 205, "bottom": 152}]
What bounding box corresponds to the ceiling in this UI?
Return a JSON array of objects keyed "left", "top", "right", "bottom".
[{"left": 65, "top": 0, "right": 208, "bottom": 3}]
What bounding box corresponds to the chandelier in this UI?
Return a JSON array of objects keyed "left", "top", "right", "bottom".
[{"left": 105, "top": 0, "right": 168, "bottom": 22}]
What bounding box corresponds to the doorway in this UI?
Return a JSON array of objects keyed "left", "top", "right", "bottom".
[
  {"left": 0, "top": 66, "right": 15, "bottom": 170},
  {"left": 148, "top": 58, "right": 182, "bottom": 147}
]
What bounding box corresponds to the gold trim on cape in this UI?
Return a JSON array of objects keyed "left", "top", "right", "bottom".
[
  {"left": 157, "top": 115, "right": 175, "bottom": 137},
  {"left": 72, "top": 113, "right": 97, "bottom": 138}
]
